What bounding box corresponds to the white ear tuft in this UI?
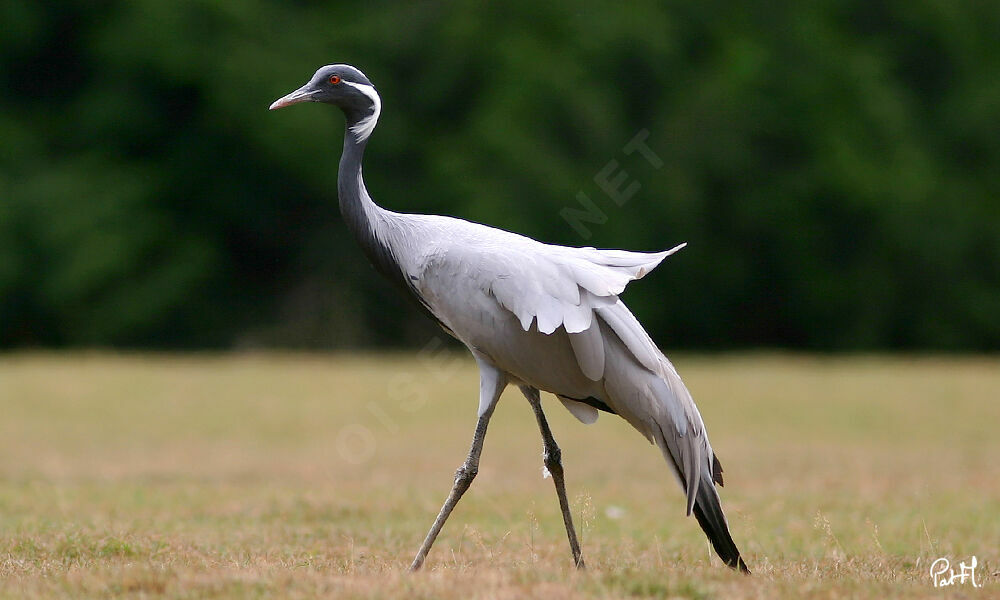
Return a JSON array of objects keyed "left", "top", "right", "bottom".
[{"left": 344, "top": 82, "right": 381, "bottom": 142}]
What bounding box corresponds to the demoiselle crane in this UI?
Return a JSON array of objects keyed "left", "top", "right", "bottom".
[{"left": 270, "top": 64, "right": 749, "bottom": 573}]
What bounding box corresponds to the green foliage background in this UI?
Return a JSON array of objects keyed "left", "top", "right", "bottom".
[{"left": 2, "top": 1, "right": 999, "bottom": 350}]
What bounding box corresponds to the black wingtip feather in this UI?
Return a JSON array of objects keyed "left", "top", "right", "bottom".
[
  {"left": 712, "top": 453, "right": 724, "bottom": 486},
  {"left": 692, "top": 477, "right": 750, "bottom": 574},
  {"left": 693, "top": 503, "right": 750, "bottom": 573}
]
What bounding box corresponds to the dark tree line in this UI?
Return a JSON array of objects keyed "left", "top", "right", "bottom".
[{"left": 2, "top": 1, "right": 999, "bottom": 350}]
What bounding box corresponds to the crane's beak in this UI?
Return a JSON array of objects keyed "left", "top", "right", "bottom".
[{"left": 269, "top": 85, "right": 318, "bottom": 110}]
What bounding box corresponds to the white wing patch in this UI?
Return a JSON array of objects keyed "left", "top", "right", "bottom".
[
  {"left": 487, "top": 242, "right": 685, "bottom": 337},
  {"left": 476, "top": 240, "right": 684, "bottom": 388}
]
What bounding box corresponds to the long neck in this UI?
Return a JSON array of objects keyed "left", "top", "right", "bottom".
[
  {"left": 337, "top": 132, "right": 376, "bottom": 239},
  {"left": 337, "top": 127, "right": 407, "bottom": 289},
  {"left": 336, "top": 116, "right": 453, "bottom": 334}
]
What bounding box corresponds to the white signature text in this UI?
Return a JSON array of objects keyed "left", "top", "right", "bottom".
[{"left": 930, "top": 556, "right": 982, "bottom": 588}]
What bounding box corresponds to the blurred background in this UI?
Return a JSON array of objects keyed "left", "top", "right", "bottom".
[{"left": 2, "top": 1, "right": 998, "bottom": 352}]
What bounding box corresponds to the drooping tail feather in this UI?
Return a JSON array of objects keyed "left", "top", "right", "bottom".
[
  {"left": 592, "top": 310, "right": 749, "bottom": 572},
  {"left": 692, "top": 472, "right": 750, "bottom": 573},
  {"left": 650, "top": 423, "right": 750, "bottom": 572}
]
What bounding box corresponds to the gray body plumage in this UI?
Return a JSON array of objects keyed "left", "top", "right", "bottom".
[{"left": 271, "top": 64, "right": 748, "bottom": 572}]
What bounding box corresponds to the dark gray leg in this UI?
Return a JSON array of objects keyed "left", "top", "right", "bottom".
[
  {"left": 520, "top": 386, "right": 585, "bottom": 569},
  {"left": 409, "top": 361, "right": 506, "bottom": 571}
]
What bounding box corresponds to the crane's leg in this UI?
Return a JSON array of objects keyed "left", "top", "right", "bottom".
[
  {"left": 520, "top": 386, "right": 585, "bottom": 569},
  {"left": 409, "top": 360, "right": 506, "bottom": 571}
]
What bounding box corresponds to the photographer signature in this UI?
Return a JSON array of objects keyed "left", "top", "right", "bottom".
[{"left": 930, "top": 556, "right": 982, "bottom": 588}]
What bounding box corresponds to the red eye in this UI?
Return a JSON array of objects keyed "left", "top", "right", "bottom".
[{"left": 329, "top": 75, "right": 341, "bottom": 85}]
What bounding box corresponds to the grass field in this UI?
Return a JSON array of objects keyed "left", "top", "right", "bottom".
[{"left": 0, "top": 352, "right": 997, "bottom": 598}]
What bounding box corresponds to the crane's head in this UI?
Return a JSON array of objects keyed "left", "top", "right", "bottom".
[{"left": 270, "top": 64, "right": 381, "bottom": 142}]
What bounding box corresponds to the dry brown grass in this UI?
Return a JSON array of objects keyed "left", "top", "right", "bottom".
[{"left": 1, "top": 352, "right": 997, "bottom": 598}]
